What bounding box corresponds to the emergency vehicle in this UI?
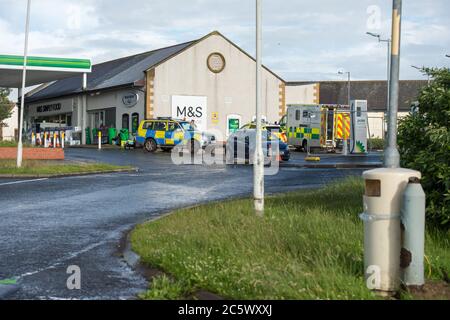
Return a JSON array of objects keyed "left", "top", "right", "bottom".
[
  {"left": 279, "top": 102, "right": 367, "bottom": 153},
  {"left": 240, "top": 122, "right": 288, "bottom": 143},
  {"left": 136, "top": 117, "right": 216, "bottom": 153},
  {"left": 279, "top": 105, "right": 322, "bottom": 151}
]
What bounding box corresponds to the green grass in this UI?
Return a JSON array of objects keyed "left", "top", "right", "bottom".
[
  {"left": 0, "top": 160, "right": 133, "bottom": 176},
  {"left": 0, "top": 141, "right": 34, "bottom": 148},
  {"left": 131, "top": 177, "right": 450, "bottom": 300}
]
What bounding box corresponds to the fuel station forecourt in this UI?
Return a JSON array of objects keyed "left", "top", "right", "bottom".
[{"left": 0, "top": 54, "right": 92, "bottom": 158}]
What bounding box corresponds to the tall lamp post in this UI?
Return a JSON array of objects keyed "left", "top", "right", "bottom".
[
  {"left": 366, "top": 32, "right": 391, "bottom": 112},
  {"left": 384, "top": 0, "right": 403, "bottom": 168},
  {"left": 254, "top": 0, "right": 264, "bottom": 216},
  {"left": 338, "top": 70, "right": 351, "bottom": 155},
  {"left": 17, "top": 0, "right": 32, "bottom": 168},
  {"left": 366, "top": 32, "right": 391, "bottom": 140}
]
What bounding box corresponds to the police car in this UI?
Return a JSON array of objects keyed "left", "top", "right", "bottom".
[
  {"left": 136, "top": 118, "right": 216, "bottom": 153},
  {"left": 226, "top": 126, "right": 290, "bottom": 163}
]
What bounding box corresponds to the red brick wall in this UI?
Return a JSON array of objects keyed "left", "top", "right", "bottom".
[{"left": 0, "top": 147, "right": 65, "bottom": 160}]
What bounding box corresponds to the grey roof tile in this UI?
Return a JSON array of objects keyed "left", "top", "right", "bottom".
[{"left": 26, "top": 40, "right": 196, "bottom": 103}]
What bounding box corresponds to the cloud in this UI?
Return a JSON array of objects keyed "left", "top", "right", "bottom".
[{"left": 0, "top": 0, "right": 448, "bottom": 83}]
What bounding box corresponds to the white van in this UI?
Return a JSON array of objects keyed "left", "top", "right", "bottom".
[{"left": 280, "top": 104, "right": 322, "bottom": 151}]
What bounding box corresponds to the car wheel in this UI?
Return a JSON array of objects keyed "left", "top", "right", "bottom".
[{"left": 144, "top": 138, "right": 157, "bottom": 153}]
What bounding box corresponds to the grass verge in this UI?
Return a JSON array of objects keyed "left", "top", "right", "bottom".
[
  {"left": 131, "top": 177, "right": 450, "bottom": 300},
  {"left": 0, "top": 141, "right": 33, "bottom": 148},
  {"left": 0, "top": 160, "right": 133, "bottom": 176}
]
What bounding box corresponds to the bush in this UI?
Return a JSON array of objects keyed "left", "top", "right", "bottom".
[
  {"left": 398, "top": 68, "right": 450, "bottom": 229},
  {"left": 368, "top": 138, "right": 385, "bottom": 151}
]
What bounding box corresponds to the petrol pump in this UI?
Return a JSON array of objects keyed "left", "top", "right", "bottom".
[{"left": 350, "top": 100, "right": 368, "bottom": 154}]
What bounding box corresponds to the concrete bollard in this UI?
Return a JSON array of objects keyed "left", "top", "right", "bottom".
[
  {"left": 61, "top": 132, "right": 65, "bottom": 149},
  {"left": 44, "top": 132, "right": 48, "bottom": 148},
  {"left": 401, "top": 177, "right": 426, "bottom": 287}
]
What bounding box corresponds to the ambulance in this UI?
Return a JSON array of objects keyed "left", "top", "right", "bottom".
[
  {"left": 279, "top": 105, "right": 322, "bottom": 151},
  {"left": 280, "top": 101, "right": 368, "bottom": 153}
]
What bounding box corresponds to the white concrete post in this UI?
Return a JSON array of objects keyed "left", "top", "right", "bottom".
[
  {"left": 16, "top": 0, "right": 32, "bottom": 168},
  {"left": 254, "top": 0, "right": 264, "bottom": 216}
]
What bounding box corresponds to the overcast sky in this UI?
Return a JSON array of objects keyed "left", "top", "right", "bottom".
[{"left": 1, "top": 0, "right": 449, "bottom": 85}]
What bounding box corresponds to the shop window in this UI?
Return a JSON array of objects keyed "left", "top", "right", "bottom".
[
  {"left": 122, "top": 114, "right": 130, "bottom": 130},
  {"left": 132, "top": 113, "right": 139, "bottom": 134}
]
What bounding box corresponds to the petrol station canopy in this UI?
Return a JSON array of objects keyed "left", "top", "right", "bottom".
[{"left": 0, "top": 55, "right": 91, "bottom": 88}]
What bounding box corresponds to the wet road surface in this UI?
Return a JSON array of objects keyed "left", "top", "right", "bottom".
[{"left": 0, "top": 148, "right": 366, "bottom": 300}]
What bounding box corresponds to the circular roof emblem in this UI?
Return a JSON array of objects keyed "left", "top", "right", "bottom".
[{"left": 207, "top": 52, "right": 226, "bottom": 74}]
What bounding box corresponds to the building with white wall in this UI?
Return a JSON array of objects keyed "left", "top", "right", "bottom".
[{"left": 25, "top": 31, "right": 286, "bottom": 143}]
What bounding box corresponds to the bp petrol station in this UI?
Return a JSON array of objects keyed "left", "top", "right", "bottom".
[{"left": 0, "top": 54, "right": 92, "bottom": 147}]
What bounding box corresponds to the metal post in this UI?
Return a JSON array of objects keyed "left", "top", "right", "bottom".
[
  {"left": 347, "top": 72, "right": 351, "bottom": 107},
  {"left": 81, "top": 73, "right": 88, "bottom": 145},
  {"left": 384, "top": 0, "right": 402, "bottom": 168},
  {"left": 254, "top": 0, "right": 264, "bottom": 216},
  {"left": 16, "top": 0, "right": 32, "bottom": 168}
]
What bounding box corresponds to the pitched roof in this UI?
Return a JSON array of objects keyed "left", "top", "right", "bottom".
[
  {"left": 317, "top": 80, "right": 428, "bottom": 111},
  {"left": 25, "top": 40, "right": 195, "bottom": 103},
  {"left": 26, "top": 31, "right": 284, "bottom": 104}
]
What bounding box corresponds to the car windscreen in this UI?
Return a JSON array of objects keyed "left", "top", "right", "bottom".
[{"left": 179, "top": 122, "right": 194, "bottom": 131}]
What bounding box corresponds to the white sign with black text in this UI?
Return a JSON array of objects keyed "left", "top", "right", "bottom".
[{"left": 171, "top": 95, "right": 208, "bottom": 131}]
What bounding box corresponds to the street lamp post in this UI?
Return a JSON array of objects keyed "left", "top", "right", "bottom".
[
  {"left": 366, "top": 32, "right": 391, "bottom": 140},
  {"left": 254, "top": 0, "right": 264, "bottom": 216},
  {"left": 17, "top": 0, "right": 32, "bottom": 168},
  {"left": 384, "top": 0, "right": 403, "bottom": 169},
  {"left": 338, "top": 70, "right": 351, "bottom": 155}
]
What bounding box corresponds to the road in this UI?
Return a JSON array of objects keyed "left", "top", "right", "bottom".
[{"left": 0, "top": 148, "right": 368, "bottom": 300}]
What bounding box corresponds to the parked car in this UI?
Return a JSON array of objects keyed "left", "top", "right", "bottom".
[
  {"left": 136, "top": 118, "right": 216, "bottom": 152},
  {"left": 240, "top": 122, "right": 288, "bottom": 143},
  {"left": 226, "top": 127, "right": 290, "bottom": 163}
]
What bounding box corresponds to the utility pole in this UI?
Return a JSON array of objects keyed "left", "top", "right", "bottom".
[
  {"left": 366, "top": 32, "right": 391, "bottom": 140},
  {"left": 17, "top": 0, "right": 32, "bottom": 168},
  {"left": 338, "top": 70, "right": 351, "bottom": 155},
  {"left": 254, "top": 0, "right": 264, "bottom": 216},
  {"left": 384, "top": 0, "right": 402, "bottom": 169}
]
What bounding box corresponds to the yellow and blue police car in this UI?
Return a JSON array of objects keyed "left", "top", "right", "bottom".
[{"left": 136, "top": 118, "right": 216, "bottom": 152}]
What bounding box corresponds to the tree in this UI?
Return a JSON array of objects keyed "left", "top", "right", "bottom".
[
  {"left": 398, "top": 67, "right": 450, "bottom": 229},
  {"left": 0, "top": 88, "right": 14, "bottom": 127}
]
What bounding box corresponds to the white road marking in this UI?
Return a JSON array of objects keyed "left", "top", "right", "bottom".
[{"left": 0, "top": 178, "right": 48, "bottom": 186}]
